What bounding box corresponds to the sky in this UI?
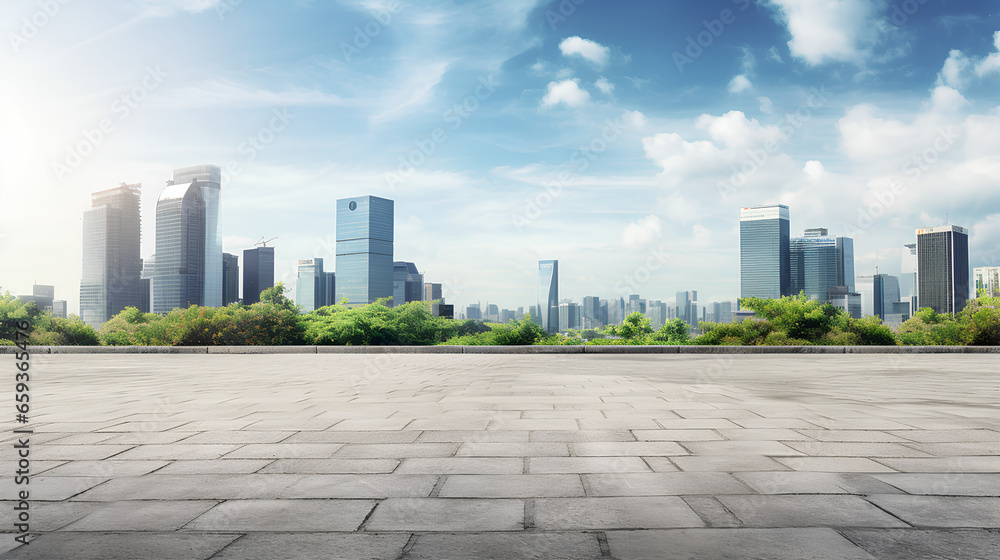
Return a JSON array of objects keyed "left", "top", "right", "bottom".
[{"left": 1, "top": 0, "right": 999, "bottom": 314}]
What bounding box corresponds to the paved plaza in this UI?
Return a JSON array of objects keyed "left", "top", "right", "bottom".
[{"left": 1, "top": 352, "right": 999, "bottom": 559}]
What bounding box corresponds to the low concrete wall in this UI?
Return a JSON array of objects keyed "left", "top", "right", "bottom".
[{"left": 4, "top": 345, "right": 998, "bottom": 354}]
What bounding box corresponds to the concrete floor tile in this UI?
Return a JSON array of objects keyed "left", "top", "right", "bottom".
[
  {"left": 529, "top": 456, "right": 652, "bottom": 474},
  {"left": 0, "top": 533, "right": 239, "bottom": 560},
  {"left": 534, "top": 497, "right": 704, "bottom": 529},
  {"left": 672, "top": 455, "right": 792, "bottom": 472},
  {"left": 457, "top": 442, "right": 568, "bottom": 457},
  {"left": 70, "top": 474, "right": 302, "bottom": 501},
  {"left": 907, "top": 441, "right": 1000, "bottom": 455},
  {"left": 718, "top": 428, "right": 812, "bottom": 440},
  {"left": 734, "top": 472, "right": 904, "bottom": 494},
  {"left": 395, "top": 457, "right": 523, "bottom": 474},
  {"left": 285, "top": 430, "right": 421, "bottom": 444},
  {"left": 34, "top": 445, "right": 134, "bottom": 461},
  {"left": 632, "top": 429, "right": 725, "bottom": 441},
  {"left": 886, "top": 429, "right": 1000, "bottom": 443},
  {"left": 259, "top": 458, "right": 398, "bottom": 474},
  {"left": 867, "top": 495, "right": 1000, "bottom": 527},
  {"left": 112, "top": 444, "right": 241, "bottom": 460},
  {"left": 718, "top": 495, "right": 909, "bottom": 528},
  {"left": 794, "top": 430, "right": 910, "bottom": 442},
  {"left": 488, "top": 419, "right": 579, "bottom": 431},
  {"left": 402, "top": 532, "right": 604, "bottom": 560},
  {"left": 176, "top": 431, "right": 294, "bottom": 444},
  {"left": 61, "top": 500, "right": 217, "bottom": 531},
  {"left": 40, "top": 460, "right": 168, "bottom": 477},
  {"left": 280, "top": 474, "right": 438, "bottom": 498},
  {"left": 156, "top": 459, "right": 273, "bottom": 474},
  {"left": 842, "top": 528, "right": 1000, "bottom": 560},
  {"left": 213, "top": 533, "right": 410, "bottom": 560},
  {"left": 332, "top": 443, "right": 458, "bottom": 459},
  {"left": 871, "top": 473, "right": 1000, "bottom": 496},
  {"left": 185, "top": 499, "right": 375, "bottom": 531},
  {"left": 530, "top": 430, "right": 635, "bottom": 442},
  {"left": 416, "top": 430, "right": 529, "bottom": 443},
  {"left": 98, "top": 432, "right": 194, "bottom": 445},
  {"left": 606, "top": 528, "right": 877, "bottom": 559},
  {"left": 682, "top": 440, "right": 803, "bottom": 456},
  {"left": 223, "top": 443, "right": 343, "bottom": 459},
  {"left": 571, "top": 441, "right": 687, "bottom": 456},
  {"left": 439, "top": 474, "right": 584, "bottom": 497},
  {"left": 872, "top": 456, "right": 1000, "bottom": 472},
  {"left": 783, "top": 441, "right": 932, "bottom": 457},
  {"left": 327, "top": 419, "right": 414, "bottom": 431},
  {"left": 583, "top": 472, "right": 752, "bottom": 496},
  {"left": 365, "top": 498, "right": 523, "bottom": 531},
  {"left": 2, "top": 477, "right": 108, "bottom": 501},
  {"left": 654, "top": 418, "right": 743, "bottom": 430}
]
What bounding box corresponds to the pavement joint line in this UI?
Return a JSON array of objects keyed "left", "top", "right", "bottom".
[
  {"left": 428, "top": 476, "right": 447, "bottom": 498},
  {"left": 524, "top": 499, "right": 535, "bottom": 529},
  {"left": 596, "top": 531, "right": 612, "bottom": 557},
  {"left": 861, "top": 496, "right": 916, "bottom": 527},
  {"left": 396, "top": 533, "right": 419, "bottom": 559},
  {"left": 523, "top": 457, "right": 529, "bottom": 474},
  {"left": 355, "top": 500, "right": 381, "bottom": 532},
  {"left": 203, "top": 533, "right": 247, "bottom": 560}
]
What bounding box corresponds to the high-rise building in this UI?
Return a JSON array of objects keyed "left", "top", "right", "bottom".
[
  {"left": 336, "top": 195, "right": 394, "bottom": 306},
  {"left": 140, "top": 256, "right": 154, "bottom": 313},
  {"left": 242, "top": 246, "right": 275, "bottom": 305},
  {"left": 466, "top": 303, "right": 482, "bottom": 321},
  {"left": 857, "top": 274, "right": 901, "bottom": 319},
  {"left": 538, "top": 260, "right": 559, "bottom": 334},
  {"left": 835, "top": 237, "right": 856, "bottom": 293},
  {"left": 790, "top": 230, "right": 837, "bottom": 301},
  {"left": 646, "top": 300, "right": 667, "bottom": 330},
  {"left": 675, "top": 291, "right": 698, "bottom": 327},
  {"left": 559, "top": 302, "right": 581, "bottom": 331},
  {"left": 18, "top": 284, "right": 56, "bottom": 314},
  {"left": 711, "top": 301, "right": 734, "bottom": 323},
  {"left": 172, "top": 165, "right": 222, "bottom": 308},
  {"left": 829, "top": 287, "right": 862, "bottom": 319},
  {"left": 501, "top": 309, "right": 516, "bottom": 323},
  {"left": 52, "top": 300, "right": 67, "bottom": 318},
  {"left": 324, "top": 272, "right": 336, "bottom": 306},
  {"left": 392, "top": 261, "right": 424, "bottom": 307},
  {"left": 222, "top": 253, "right": 239, "bottom": 305},
  {"left": 80, "top": 183, "right": 144, "bottom": 328},
  {"left": 296, "top": 258, "right": 330, "bottom": 313},
  {"left": 900, "top": 243, "right": 918, "bottom": 314},
  {"left": 740, "top": 204, "right": 790, "bottom": 299},
  {"left": 153, "top": 181, "right": 205, "bottom": 314},
  {"left": 424, "top": 283, "right": 443, "bottom": 303},
  {"left": 973, "top": 267, "right": 1000, "bottom": 298},
  {"left": 582, "top": 296, "right": 601, "bottom": 329},
  {"left": 916, "top": 225, "right": 970, "bottom": 315}
]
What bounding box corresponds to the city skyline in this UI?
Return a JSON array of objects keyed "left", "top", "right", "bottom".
[{"left": 3, "top": 1, "right": 1000, "bottom": 313}]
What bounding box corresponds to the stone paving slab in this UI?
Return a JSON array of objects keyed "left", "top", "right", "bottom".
[{"left": 3, "top": 353, "right": 998, "bottom": 558}]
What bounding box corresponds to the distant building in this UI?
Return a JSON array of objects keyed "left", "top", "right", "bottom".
[
  {"left": 392, "top": 262, "right": 424, "bottom": 307},
  {"left": 711, "top": 301, "right": 734, "bottom": 323},
  {"left": 19, "top": 284, "right": 55, "bottom": 314},
  {"left": 336, "top": 195, "right": 394, "bottom": 306},
  {"left": 740, "top": 204, "right": 790, "bottom": 299},
  {"left": 559, "top": 302, "right": 581, "bottom": 331},
  {"left": 646, "top": 300, "right": 667, "bottom": 330},
  {"left": 501, "top": 309, "right": 516, "bottom": 323},
  {"left": 829, "top": 287, "right": 862, "bottom": 320},
  {"left": 222, "top": 253, "right": 239, "bottom": 305},
  {"left": 242, "top": 246, "right": 275, "bottom": 305},
  {"left": 582, "top": 296, "right": 601, "bottom": 329},
  {"left": 172, "top": 165, "right": 223, "bottom": 308},
  {"left": 296, "top": 258, "right": 331, "bottom": 313},
  {"left": 485, "top": 303, "right": 499, "bottom": 323},
  {"left": 80, "top": 183, "right": 144, "bottom": 328},
  {"left": 538, "top": 260, "right": 559, "bottom": 334},
  {"left": 424, "top": 283, "right": 443, "bottom": 303},
  {"left": 916, "top": 225, "right": 970, "bottom": 314},
  {"left": 900, "top": 243, "right": 918, "bottom": 314},
  {"left": 974, "top": 267, "right": 1000, "bottom": 298},
  {"left": 675, "top": 291, "right": 698, "bottom": 328},
  {"left": 52, "top": 300, "right": 67, "bottom": 319},
  {"left": 857, "top": 274, "right": 901, "bottom": 319},
  {"left": 152, "top": 180, "right": 205, "bottom": 314},
  {"left": 466, "top": 304, "right": 482, "bottom": 321},
  {"left": 140, "top": 256, "right": 154, "bottom": 313},
  {"left": 790, "top": 229, "right": 838, "bottom": 301},
  {"left": 434, "top": 303, "right": 454, "bottom": 319}
]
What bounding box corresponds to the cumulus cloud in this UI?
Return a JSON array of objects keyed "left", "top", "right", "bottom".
[
  {"left": 728, "top": 74, "right": 753, "bottom": 94},
  {"left": 938, "top": 50, "right": 972, "bottom": 89},
  {"left": 621, "top": 110, "right": 648, "bottom": 129},
  {"left": 804, "top": 160, "right": 825, "bottom": 179},
  {"left": 974, "top": 30, "right": 1000, "bottom": 76},
  {"left": 541, "top": 79, "right": 590, "bottom": 108},
  {"left": 595, "top": 77, "right": 615, "bottom": 95},
  {"left": 758, "top": 96, "right": 775, "bottom": 114},
  {"left": 764, "top": 0, "right": 884, "bottom": 65},
  {"left": 622, "top": 215, "right": 662, "bottom": 248},
  {"left": 559, "top": 36, "right": 611, "bottom": 66}
]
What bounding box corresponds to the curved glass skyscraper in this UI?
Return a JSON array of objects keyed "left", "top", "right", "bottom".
[
  {"left": 538, "top": 260, "right": 559, "bottom": 334},
  {"left": 172, "top": 165, "right": 222, "bottom": 308},
  {"left": 152, "top": 180, "right": 205, "bottom": 314}
]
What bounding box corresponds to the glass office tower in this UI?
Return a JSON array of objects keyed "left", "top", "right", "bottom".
[
  {"left": 538, "top": 260, "right": 559, "bottom": 334},
  {"left": 790, "top": 229, "right": 838, "bottom": 301},
  {"left": 153, "top": 181, "right": 205, "bottom": 314},
  {"left": 172, "top": 165, "right": 222, "bottom": 308},
  {"left": 335, "top": 196, "right": 394, "bottom": 306},
  {"left": 857, "top": 274, "right": 901, "bottom": 319},
  {"left": 900, "top": 243, "right": 918, "bottom": 313},
  {"left": 222, "top": 253, "right": 239, "bottom": 305},
  {"left": 973, "top": 267, "right": 1000, "bottom": 298},
  {"left": 740, "top": 205, "right": 790, "bottom": 299},
  {"left": 80, "top": 183, "right": 144, "bottom": 329},
  {"left": 296, "top": 258, "right": 328, "bottom": 313},
  {"left": 242, "top": 246, "right": 275, "bottom": 305},
  {"left": 392, "top": 261, "right": 424, "bottom": 307},
  {"left": 916, "top": 225, "right": 970, "bottom": 314}
]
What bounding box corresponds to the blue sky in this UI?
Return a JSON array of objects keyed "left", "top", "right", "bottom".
[{"left": 2, "top": 0, "right": 999, "bottom": 313}]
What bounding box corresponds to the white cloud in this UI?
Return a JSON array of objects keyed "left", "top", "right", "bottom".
[
  {"left": 804, "top": 160, "right": 825, "bottom": 179},
  {"left": 622, "top": 215, "right": 662, "bottom": 248},
  {"left": 758, "top": 96, "right": 775, "bottom": 115},
  {"left": 765, "top": 0, "right": 884, "bottom": 65},
  {"left": 595, "top": 77, "right": 615, "bottom": 95},
  {"left": 768, "top": 46, "right": 784, "bottom": 63},
  {"left": 621, "top": 110, "right": 648, "bottom": 129},
  {"left": 541, "top": 79, "right": 590, "bottom": 108},
  {"left": 727, "top": 74, "right": 753, "bottom": 94},
  {"left": 938, "top": 49, "right": 971, "bottom": 89},
  {"left": 136, "top": 0, "right": 225, "bottom": 16},
  {"left": 559, "top": 36, "right": 611, "bottom": 67},
  {"left": 974, "top": 30, "right": 1000, "bottom": 77}
]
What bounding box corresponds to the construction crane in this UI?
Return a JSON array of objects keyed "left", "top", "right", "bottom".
[{"left": 254, "top": 236, "right": 278, "bottom": 248}]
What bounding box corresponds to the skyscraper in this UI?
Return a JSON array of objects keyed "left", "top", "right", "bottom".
[
  {"left": 80, "top": 183, "right": 144, "bottom": 328},
  {"left": 835, "top": 237, "right": 856, "bottom": 293},
  {"left": 558, "top": 302, "right": 580, "bottom": 331},
  {"left": 916, "top": 225, "right": 970, "bottom": 315},
  {"left": 172, "top": 165, "right": 222, "bottom": 308},
  {"left": 242, "top": 246, "right": 275, "bottom": 305},
  {"left": 857, "top": 274, "right": 901, "bottom": 319},
  {"left": 424, "top": 283, "right": 443, "bottom": 303},
  {"left": 336, "top": 196, "right": 394, "bottom": 306},
  {"left": 675, "top": 291, "right": 698, "bottom": 327},
  {"left": 790, "top": 229, "right": 837, "bottom": 301},
  {"left": 153, "top": 181, "right": 205, "bottom": 314},
  {"left": 900, "top": 243, "right": 918, "bottom": 313},
  {"left": 296, "top": 258, "right": 329, "bottom": 313},
  {"left": 740, "top": 204, "right": 790, "bottom": 299},
  {"left": 538, "top": 260, "right": 559, "bottom": 334},
  {"left": 392, "top": 261, "right": 424, "bottom": 307},
  {"left": 222, "top": 253, "right": 239, "bottom": 305},
  {"left": 973, "top": 267, "right": 1000, "bottom": 298}
]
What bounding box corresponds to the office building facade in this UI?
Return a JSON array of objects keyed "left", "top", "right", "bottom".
[
  {"left": 392, "top": 261, "right": 424, "bottom": 307},
  {"left": 296, "top": 258, "right": 335, "bottom": 313},
  {"left": 740, "top": 204, "right": 790, "bottom": 299},
  {"left": 80, "top": 183, "right": 144, "bottom": 328},
  {"left": 336, "top": 196, "right": 393, "bottom": 306},
  {"left": 900, "top": 243, "right": 918, "bottom": 314},
  {"left": 790, "top": 229, "right": 838, "bottom": 301},
  {"left": 676, "top": 290, "right": 698, "bottom": 327},
  {"left": 171, "top": 165, "right": 222, "bottom": 308},
  {"left": 973, "top": 266, "right": 1000, "bottom": 298},
  {"left": 222, "top": 253, "right": 239, "bottom": 305},
  {"left": 538, "top": 260, "right": 559, "bottom": 334},
  {"left": 916, "top": 225, "right": 970, "bottom": 314},
  {"left": 242, "top": 246, "right": 275, "bottom": 305},
  {"left": 857, "top": 274, "right": 901, "bottom": 319},
  {"left": 153, "top": 181, "right": 205, "bottom": 314},
  {"left": 559, "top": 302, "right": 581, "bottom": 331},
  {"left": 424, "top": 283, "right": 443, "bottom": 303}
]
